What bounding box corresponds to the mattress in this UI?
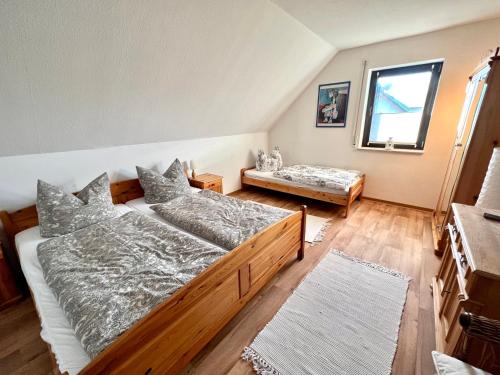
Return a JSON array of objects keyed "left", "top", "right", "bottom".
[
  {"left": 244, "top": 169, "right": 360, "bottom": 196},
  {"left": 15, "top": 204, "right": 133, "bottom": 375}
]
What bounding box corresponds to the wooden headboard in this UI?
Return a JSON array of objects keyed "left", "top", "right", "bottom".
[{"left": 0, "top": 178, "right": 144, "bottom": 254}]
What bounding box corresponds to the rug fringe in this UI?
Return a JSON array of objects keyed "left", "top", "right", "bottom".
[
  {"left": 330, "top": 249, "right": 411, "bottom": 281},
  {"left": 312, "top": 221, "right": 330, "bottom": 243},
  {"left": 242, "top": 347, "right": 282, "bottom": 375}
]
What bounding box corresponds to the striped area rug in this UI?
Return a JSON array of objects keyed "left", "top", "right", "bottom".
[{"left": 242, "top": 250, "right": 410, "bottom": 375}]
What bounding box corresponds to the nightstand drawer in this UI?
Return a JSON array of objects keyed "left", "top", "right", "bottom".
[
  {"left": 189, "top": 173, "right": 223, "bottom": 194},
  {"left": 205, "top": 182, "right": 222, "bottom": 193}
]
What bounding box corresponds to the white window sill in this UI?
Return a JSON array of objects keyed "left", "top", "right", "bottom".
[{"left": 356, "top": 146, "right": 424, "bottom": 154}]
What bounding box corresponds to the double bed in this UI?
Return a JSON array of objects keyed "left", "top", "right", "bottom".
[
  {"left": 0, "top": 178, "right": 306, "bottom": 375},
  {"left": 241, "top": 165, "right": 365, "bottom": 217}
]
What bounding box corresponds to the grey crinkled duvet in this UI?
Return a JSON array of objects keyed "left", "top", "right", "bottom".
[
  {"left": 151, "top": 190, "right": 291, "bottom": 249},
  {"left": 37, "top": 211, "right": 228, "bottom": 358},
  {"left": 273, "top": 164, "right": 362, "bottom": 191}
]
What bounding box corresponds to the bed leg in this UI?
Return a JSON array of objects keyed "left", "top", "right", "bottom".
[
  {"left": 298, "top": 205, "right": 307, "bottom": 260},
  {"left": 358, "top": 181, "right": 364, "bottom": 201},
  {"left": 344, "top": 201, "right": 351, "bottom": 218},
  {"left": 240, "top": 167, "right": 255, "bottom": 191}
]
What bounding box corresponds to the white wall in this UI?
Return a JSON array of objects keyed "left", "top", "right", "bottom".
[
  {"left": 269, "top": 18, "right": 500, "bottom": 209},
  {"left": 0, "top": 0, "right": 334, "bottom": 156},
  {"left": 0, "top": 132, "right": 267, "bottom": 211}
]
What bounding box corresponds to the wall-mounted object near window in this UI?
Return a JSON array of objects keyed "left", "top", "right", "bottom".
[
  {"left": 316, "top": 81, "right": 350, "bottom": 128},
  {"left": 361, "top": 61, "right": 443, "bottom": 150}
]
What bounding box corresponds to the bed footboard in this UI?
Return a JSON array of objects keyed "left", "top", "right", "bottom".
[
  {"left": 345, "top": 174, "right": 365, "bottom": 218},
  {"left": 78, "top": 207, "right": 306, "bottom": 375},
  {"left": 241, "top": 167, "right": 365, "bottom": 218}
]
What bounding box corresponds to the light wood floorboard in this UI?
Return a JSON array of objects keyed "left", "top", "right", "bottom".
[{"left": 0, "top": 188, "right": 441, "bottom": 375}]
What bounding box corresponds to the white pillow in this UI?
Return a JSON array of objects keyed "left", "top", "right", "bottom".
[
  {"left": 432, "top": 351, "right": 492, "bottom": 375},
  {"left": 476, "top": 147, "right": 500, "bottom": 210},
  {"left": 256, "top": 146, "right": 283, "bottom": 172}
]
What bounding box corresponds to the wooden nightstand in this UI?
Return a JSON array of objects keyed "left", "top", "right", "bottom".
[
  {"left": 189, "top": 173, "right": 223, "bottom": 193},
  {"left": 0, "top": 241, "right": 22, "bottom": 310}
]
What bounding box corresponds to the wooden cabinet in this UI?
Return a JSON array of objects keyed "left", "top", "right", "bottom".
[
  {"left": 189, "top": 173, "right": 223, "bottom": 193},
  {"left": 0, "top": 241, "right": 22, "bottom": 310},
  {"left": 432, "top": 204, "right": 500, "bottom": 373},
  {"left": 433, "top": 51, "right": 500, "bottom": 254}
]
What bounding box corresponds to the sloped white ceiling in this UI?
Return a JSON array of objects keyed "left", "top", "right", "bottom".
[
  {"left": 0, "top": 0, "right": 335, "bottom": 156},
  {"left": 271, "top": 0, "right": 500, "bottom": 49}
]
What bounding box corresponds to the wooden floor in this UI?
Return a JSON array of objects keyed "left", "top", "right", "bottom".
[{"left": 0, "top": 188, "right": 441, "bottom": 375}]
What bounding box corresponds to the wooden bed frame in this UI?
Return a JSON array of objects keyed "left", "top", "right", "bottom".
[
  {"left": 0, "top": 178, "right": 306, "bottom": 375},
  {"left": 240, "top": 167, "right": 365, "bottom": 218}
]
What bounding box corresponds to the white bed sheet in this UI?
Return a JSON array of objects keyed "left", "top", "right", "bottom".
[
  {"left": 16, "top": 204, "right": 133, "bottom": 375},
  {"left": 124, "top": 186, "right": 200, "bottom": 219},
  {"left": 244, "top": 168, "right": 361, "bottom": 196}
]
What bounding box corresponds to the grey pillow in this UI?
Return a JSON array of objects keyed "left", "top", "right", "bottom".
[
  {"left": 136, "top": 159, "right": 191, "bottom": 204},
  {"left": 37, "top": 173, "right": 117, "bottom": 238}
]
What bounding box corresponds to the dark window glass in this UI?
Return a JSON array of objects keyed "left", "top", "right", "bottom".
[{"left": 362, "top": 61, "right": 443, "bottom": 150}]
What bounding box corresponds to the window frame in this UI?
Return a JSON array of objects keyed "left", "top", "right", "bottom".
[{"left": 360, "top": 60, "right": 443, "bottom": 151}]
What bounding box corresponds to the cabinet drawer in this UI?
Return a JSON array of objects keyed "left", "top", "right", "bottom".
[
  {"left": 447, "top": 223, "right": 470, "bottom": 287},
  {"left": 435, "top": 240, "right": 454, "bottom": 297},
  {"left": 440, "top": 271, "right": 464, "bottom": 344}
]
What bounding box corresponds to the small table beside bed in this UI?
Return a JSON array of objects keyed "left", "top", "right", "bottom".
[
  {"left": 241, "top": 164, "right": 365, "bottom": 218},
  {"left": 0, "top": 167, "right": 306, "bottom": 375}
]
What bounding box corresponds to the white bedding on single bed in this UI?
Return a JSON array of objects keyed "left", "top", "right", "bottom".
[
  {"left": 244, "top": 168, "right": 361, "bottom": 196},
  {"left": 15, "top": 204, "right": 133, "bottom": 375}
]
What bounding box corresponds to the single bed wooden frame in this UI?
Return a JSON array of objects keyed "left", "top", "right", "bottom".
[
  {"left": 240, "top": 167, "right": 365, "bottom": 218},
  {"left": 0, "top": 178, "right": 306, "bottom": 375}
]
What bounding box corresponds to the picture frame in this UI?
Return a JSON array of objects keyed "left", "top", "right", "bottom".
[{"left": 316, "top": 81, "right": 350, "bottom": 128}]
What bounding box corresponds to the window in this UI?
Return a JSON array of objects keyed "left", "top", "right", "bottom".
[{"left": 361, "top": 61, "right": 443, "bottom": 150}]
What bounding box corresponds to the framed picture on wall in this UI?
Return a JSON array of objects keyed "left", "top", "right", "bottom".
[{"left": 316, "top": 81, "right": 350, "bottom": 128}]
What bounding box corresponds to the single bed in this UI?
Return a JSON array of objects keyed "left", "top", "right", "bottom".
[
  {"left": 0, "top": 178, "right": 306, "bottom": 375},
  {"left": 241, "top": 165, "right": 365, "bottom": 217}
]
